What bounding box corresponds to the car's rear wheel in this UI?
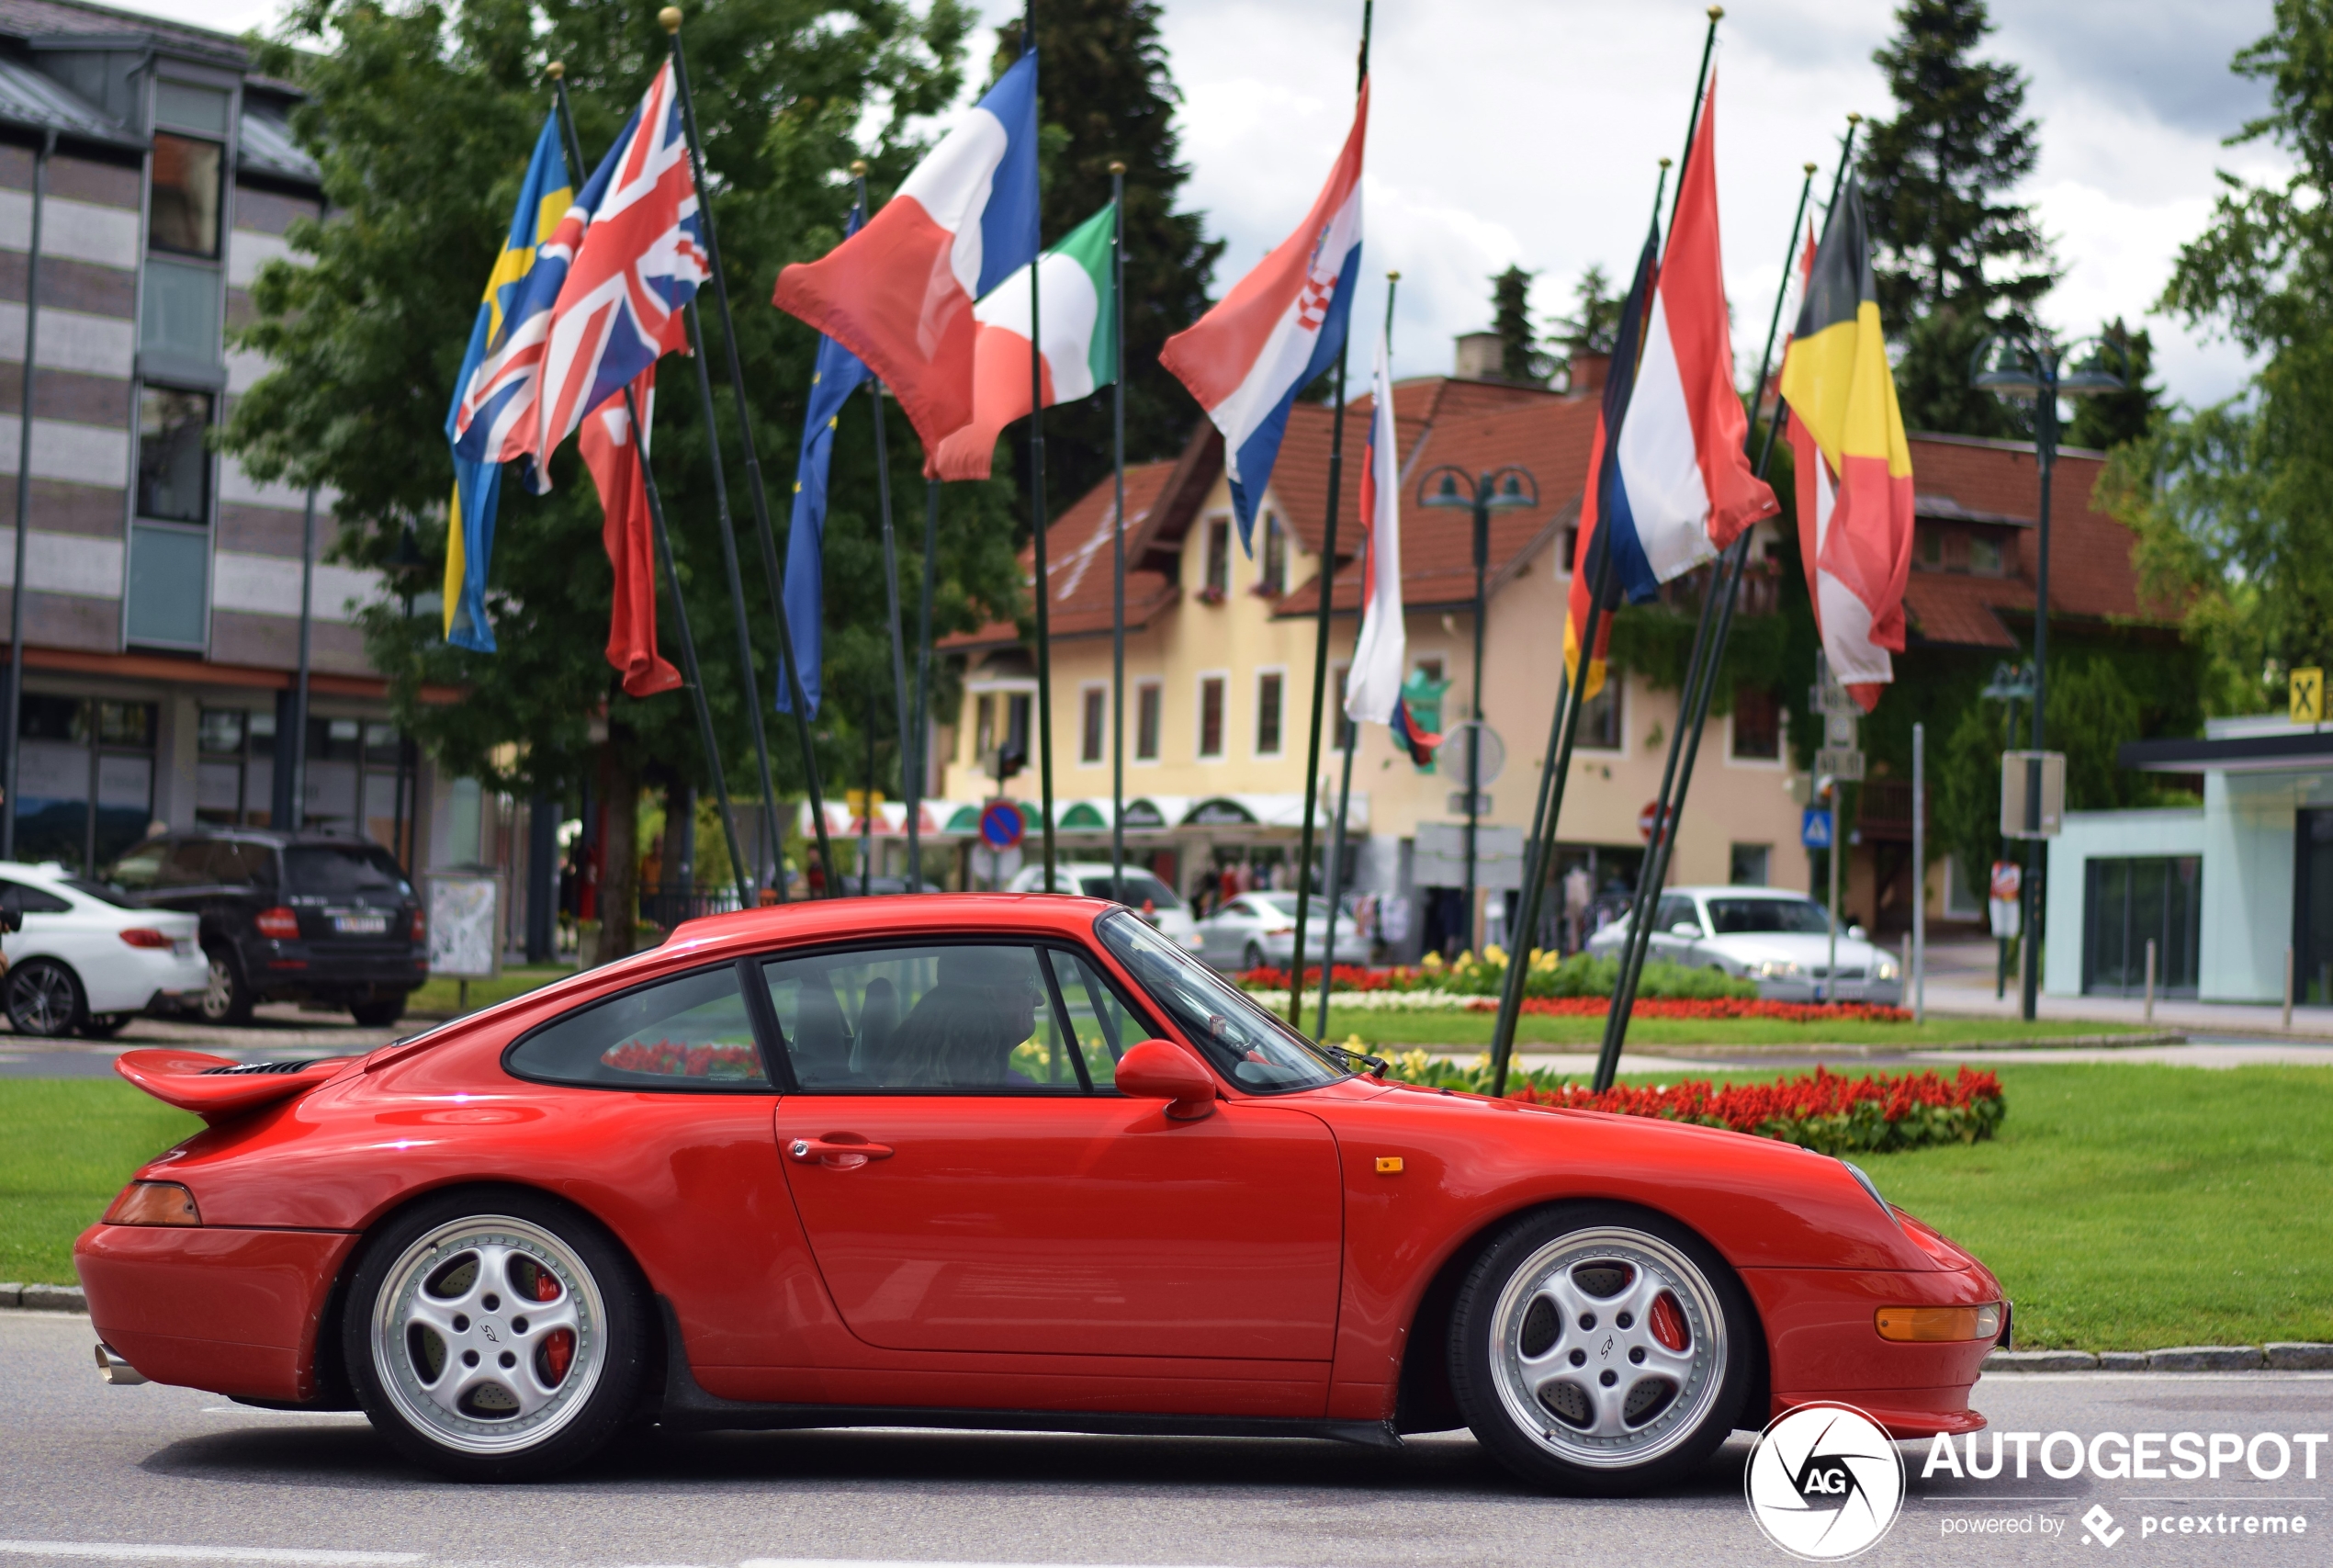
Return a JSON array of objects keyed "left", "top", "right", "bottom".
[
  {"left": 6, "top": 958, "right": 85, "bottom": 1037},
  {"left": 350, "top": 993, "right": 406, "bottom": 1028},
  {"left": 344, "top": 1188, "right": 649, "bottom": 1481},
  {"left": 1448, "top": 1203, "right": 1755, "bottom": 1494},
  {"left": 198, "top": 949, "right": 254, "bottom": 1025}
]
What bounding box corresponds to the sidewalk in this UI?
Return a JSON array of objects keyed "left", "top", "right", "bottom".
[{"left": 1918, "top": 937, "right": 2333, "bottom": 1040}]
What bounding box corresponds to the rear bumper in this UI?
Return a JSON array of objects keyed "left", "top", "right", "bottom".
[
  {"left": 74, "top": 1223, "right": 355, "bottom": 1404},
  {"left": 1744, "top": 1263, "right": 2001, "bottom": 1438},
  {"left": 238, "top": 939, "right": 427, "bottom": 998},
  {"left": 83, "top": 949, "right": 209, "bottom": 1014}
]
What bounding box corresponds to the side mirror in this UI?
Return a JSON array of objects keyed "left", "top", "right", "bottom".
[
  {"left": 0, "top": 888, "right": 21, "bottom": 935},
  {"left": 1115, "top": 1039, "right": 1217, "bottom": 1121},
  {"left": 1847, "top": 924, "right": 1869, "bottom": 942},
  {"left": 1670, "top": 921, "right": 1701, "bottom": 938}
]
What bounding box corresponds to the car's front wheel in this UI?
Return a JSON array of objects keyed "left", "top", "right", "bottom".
[
  {"left": 344, "top": 1188, "right": 651, "bottom": 1481},
  {"left": 6, "top": 958, "right": 85, "bottom": 1037},
  {"left": 1241, "top": 941, "right": 1267, "bottom": 973},
  {"left": 350, "top": 993, "right": 406, "bottom": 1028},
  {"left": 1448, "top": 1202, "right": 1756, "bottom": 1494}
]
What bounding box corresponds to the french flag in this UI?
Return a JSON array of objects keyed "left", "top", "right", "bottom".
[
  {"left": 772, "top": 54, "right": 1039, "bottom": 457},
  {"left": 1610, "top": 75, "right": 1776, "bottom": 588},
  {"left": 1161, "top": 81, "right": 1367, "bottom": 553}
]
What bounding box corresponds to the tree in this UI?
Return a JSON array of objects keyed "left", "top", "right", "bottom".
[
  {"left": 227, "top": 0, "right": 1027, "bottom": 958},
  {"left": 1550, "top": 264, "right": 1620, "bottom": 390},
  {"left": 990, "top": 0, "right": 1224, "bottom": 514},
  {"left": 1489, "top": 265, "right": 1553, "bottom": 385},
  {"left": 2065, "top": 318, "right": 2163, "bottom": 452},
  {"left": 1859, "top": 0, "right": 2058, "bottom": 436}
]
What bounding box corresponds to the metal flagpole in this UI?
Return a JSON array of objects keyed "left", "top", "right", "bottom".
[
  {"left": 1285, "top": 0, "right": 1372, "bottom": 1025},
  {"left": 553, "top": 72, "right": 751, "bottom": 908},
  {"left": 1021, "top": 2, "right": 1060, "bottom": 890},
  {"left": 3, "top": 129, "right": 51, "bottom": 861},
  {"left": 1314, "top": 271, "right": 1397, "bottom": 1042},
  {"left": 909, "top": 480, "right": 939, "bottom": 886},
  {"left": 289, "top": 486, "right": 316, "bottom": 829},
  {"left": 851, "top": 163, "right": 915, "bottom": 897},
  {"left": 660, "top": 11, "right": 836, "bottom": 897},
  {"left": 1109, "top": 162, "right": 1128, "bottom": 905}
]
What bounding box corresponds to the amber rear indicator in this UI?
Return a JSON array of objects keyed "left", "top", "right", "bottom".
[
  {"left": 105, "top": 1181, "right": 200, "bottom": 1226},
  {"left": 1875, "top": 1303, "right": 2001, "bottom": 1342}
]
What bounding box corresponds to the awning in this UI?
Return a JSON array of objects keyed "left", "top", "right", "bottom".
[{"left": 2121, "top": 730, "right": 2333, "bottom": 774}]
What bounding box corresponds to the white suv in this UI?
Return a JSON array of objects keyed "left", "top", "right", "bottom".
[{"left": 1005, "top": 862, "right": 1205, "bottom": 953}]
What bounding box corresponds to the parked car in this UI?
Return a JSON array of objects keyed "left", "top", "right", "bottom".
[
  {"left": 1005, "top": 861, "right": 1204, "bottom": 953},
  {"left": 1585, "top": 885, "right": 1902, "bottom": 1004},
  {"left": 1194, "top": 890, "right": 1373, "bottom": 972},
  {"left": 102, "top": 831, "right": 426, "bottom": 1027},
  {"left": 84, "top": 894, "right": 2003, "bottom": 1489},
  {"left": 0, "top": 861, "right": 207, "bottom": 1037}
]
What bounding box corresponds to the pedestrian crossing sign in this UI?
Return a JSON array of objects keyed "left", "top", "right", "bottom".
[{"left": 1801, "top": 808, "right": 1832, "bottom": 850}]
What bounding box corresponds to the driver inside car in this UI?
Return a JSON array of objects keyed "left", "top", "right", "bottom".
[{"left": 874, "top": 948, "right": 1045, "bottom": 1089}]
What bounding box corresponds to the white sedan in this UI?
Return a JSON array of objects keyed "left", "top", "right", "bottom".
[
  {"left": 1195, "top": 891, "right": 1374, "bottom": 972},
  {"left": 1585, "top": 884, "right": 1902, "bottom": 1004},
  {"left": 0, "top": 861, "right": 208, "bottom": 1037}
]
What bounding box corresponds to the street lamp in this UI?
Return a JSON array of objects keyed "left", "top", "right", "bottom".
[
  {"left": 1970, "top": 330, "right": 2126, "bottom": 1021},
  {"left": 1418, "top": 463, "right": 1538, "bottom": 954}
]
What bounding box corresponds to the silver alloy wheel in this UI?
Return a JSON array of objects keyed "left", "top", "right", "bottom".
[
  {"left": 200, "top": 956, "right": 235, "bottom": 1021},
  {"left": 1488, "top": 1225, "right": 1728, "bottom": 1470},
  {"left": 368, "top": 1214, "right": 605, "bottom": 1456},
  {"left": 7, "top": 963, "right": 77, "bottom": 1035}
]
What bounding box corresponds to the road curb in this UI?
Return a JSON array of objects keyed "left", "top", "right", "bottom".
[
  {"left": 1625, "top": 1032, "right": 2190, "bottom": 1058},
  {"left": 0, "top": 1283, "right": 86, "bottom": 1312},
  {"left": 1984, "top": 1343, "right": 2332, "bottom": 1371}
]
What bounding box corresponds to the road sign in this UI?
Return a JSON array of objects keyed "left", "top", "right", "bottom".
[
  {"left": 2294, "top": 667, "right": 2324, "bottom": 726},
  {"left": 1446, "top": 791, "right": 1493, "bottom": 816},
  {"left": 1638, "top": 800, "right": 1674, "bottom": 843},
  {"left": 2000, "top": 750, "right": 2065, "bottom": 838},
  {"left": 1801, "top": 808, "right": 1833, "bottom": 850},
  {"left": 1445, "top": 720, "right": 1506, "bottom": 786},
  {"left": 1824, "top": 711, "right": 1858, "bottom": 747},
  {"left": 1813, "top": 747, "right": 1865, "bottom": 782},
  {"left": 978, "top": 799, "right": 1025, "bottom": 851}
]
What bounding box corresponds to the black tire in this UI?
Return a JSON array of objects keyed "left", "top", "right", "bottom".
[
  {"left": 1448, "top": 1201, "right": 1758, "bottom": 1495},
  {"left": 342, "top": 1186, "right": 650, "bottom": 1482},
  {"left": 77, "top": 1013, "right": 130, "bottom": 1040},
  {"left": 351, "top": 994, "right": 407, "bottom": 1028},
  {"left": 6, "top": 958, "right": 85, "bottom": 1037},
  {"left": 1242, "top": 941, "right": 1267, "bottom": 973},
  {"left": 198, "top": 948, "right": 254, "bottom": 1026}
]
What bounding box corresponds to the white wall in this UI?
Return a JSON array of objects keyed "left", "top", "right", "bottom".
[{"left": 2046, "top": 808, "right": 2205, "bottom": 996}]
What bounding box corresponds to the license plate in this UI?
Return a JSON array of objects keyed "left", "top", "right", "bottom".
[
  {"left": 173, "top": 940, "right": 194, "bottom": 959},
  {"left": 333, "top": 913, "right": 389, "bottom": 935}
]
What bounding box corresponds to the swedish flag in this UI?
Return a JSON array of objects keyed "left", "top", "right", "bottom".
[{"left": 442, "top": 114, "right": 571, "bottom": 652}]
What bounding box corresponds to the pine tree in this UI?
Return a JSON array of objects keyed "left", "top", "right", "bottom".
[
  {"left": 2065, "top": 319, "right": 2163, "bottom": 452},
  {"left": 1490, "top": 265, "right": 1553, "bottom": 385},
  {"left": 1550, "top": 264, "right": 1621, "bottom": 391},
  {"left": 1859, "top": 0, "right": 2057, "bottom": 436},
  {"left": 992, "top": 0, "right": 1225, "bottom": 513}
]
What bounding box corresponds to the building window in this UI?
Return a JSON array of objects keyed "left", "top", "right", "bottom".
[
  {"left": 1202, "top": 518, "right": 1231, "bottom": 602},
  {"left": 1916, "top": 525, "right": 1943, "bottom": 569},
  {"left": 1197, "top": 674, "right": 1226, "bottom": 759},
  {"left": 1730, "top": 685, "right": 1781, "bottom": 761},
  {"left": 12, "top": 695, "right": 158, "bottom": 874},
  {"left": 1259, "top": 513, "right": 1286, "bottom": 595},
  {"left": 1730, "top": 843, "right": 1771, "bottom": 886},
  {"left": 1255, "top": 670, "right": 1284, "bottom": 756},
  {"left": 150, "top": 132, "right": 223, "bottom": 259},
  {"left": 137, "top": 389, "right": 211, "bottom": 525},
  {"left": 1135, "top": 681, "right": 1162, "bottom": 761},
  {"left": 1968, "top": 534, "right": 2005, "bottom": 575},
  {"left": 973, "top": 694, "right": 996, "bottom": 763},
  {"left": 1079, "top": 685, "right": 1106, "bottom": 765},
  {"left": 1577, "top": 676, "right": 1621, "bottom": 751}
]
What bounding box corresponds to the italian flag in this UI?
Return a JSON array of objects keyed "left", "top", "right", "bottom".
[{"left": 931, "top": 199, "right": 1118, "bottom": 480}]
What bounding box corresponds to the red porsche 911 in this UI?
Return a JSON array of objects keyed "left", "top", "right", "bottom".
[{"left": 77, "top": 896, "right": 2004, "bottom": 1490}]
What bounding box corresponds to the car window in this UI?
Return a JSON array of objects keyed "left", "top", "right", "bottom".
[
  {"left": 107, "top": 840, "right": 168, "bottom": 892},
  {"left": 159, "top": 840, "right": 216, "bottom": 888},
  {"left": 762, "top": 943, "right": 1092, "bottom": 1093},
  {"left": 285, "top": 843, "right": 409, "bottom": 896},
  {"left": 1655, "top": 895, "right": 1698, "bottom": 931},
  {"left": 62, "top": 876, "right": 140, "bottom": 909},
  {"left": 0, "top": 878, "right": 75, "bottom": 915},
  {"left": 210, "top": 841, "right": 277, "bottom": 888},
  {"left": 1094, "top": 908, "right": 1346, "bottom": 1092},
  {"left": 505, "top": 962, "right": 768, "bottom": 1089},
  {"left": 1075, "top": 872, "right": 1181, "bottom": 910},
  {"left": 1043, "top": 947, "right": 1151, "bottom": 1091},
  {"left": 1707, "top": 897, "right": 1832, "bottom": 935}
]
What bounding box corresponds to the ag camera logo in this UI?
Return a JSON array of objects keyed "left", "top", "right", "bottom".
[{"left": 1745, "top": 1402, "right": 1906, "bottom": 1560}]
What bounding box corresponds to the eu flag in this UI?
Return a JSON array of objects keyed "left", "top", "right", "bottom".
[{"left": 775, "top": 201, "right": 871, "bottom": 716}]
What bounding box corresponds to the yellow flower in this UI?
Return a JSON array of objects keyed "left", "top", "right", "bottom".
[
  {"left": 1484, "top": 944, "right": 1508, "bottom": 965},
  {"left": 1422, "top": 952, "right": 1445, "bottom": 973}
]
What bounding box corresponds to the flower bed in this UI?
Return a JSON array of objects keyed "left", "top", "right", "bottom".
[
  {"left": 1239, "top": 949, "right": 1758, "bottom": 1002},
  {"left": 1514, "top": 996, "right": 1911, "bottom": 1023},
  {"left": 603, "top": 1040, "right": 762, "bottom": 1079}
]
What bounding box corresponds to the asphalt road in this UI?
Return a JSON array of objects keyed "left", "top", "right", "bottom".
[{"left": 4, "top": 1313, "right": 2327, "bottom": 1568}]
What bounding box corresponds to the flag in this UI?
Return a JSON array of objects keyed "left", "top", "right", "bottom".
[
  {"left": 930, "top": 198, "right": 1118, "bottom": 481},
  {"left": 532, "top": 62, "right": 708, "bottom": 466},
  {"left": 442, "top": 113, "right": 570, "bottom": 652},
  {"left": 1611, "top": 76, "right": 1778, "bottom": 580},
  {"left": 775, "top": 202, "right": 873, "bottom": 718},
  {"left": 1779, "top": 177, "right": 1914, "bottom": 711},
  {"left": 771, "top": 53, "right": 1039, "bottom": 455},
  {"left": 1160, "top": 80, "right": 1368, "bottom": 553},
  {"left": 580, "top": 366, "right": 682, "bottom": 700},
  {"left": 1562, "top": 225, "right": 1662, "bottom": 700},
  {"left": 1343, "top": 318, "right": 1437, "bottom": 764}
]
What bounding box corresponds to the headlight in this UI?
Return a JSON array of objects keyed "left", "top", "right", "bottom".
[
  {"left": 1754, "top": 960, "right": 1804, "bottom": 979},
  {"left": 1875, "top": 957, "right": 1899, "bottom": 980},
  {"left": 1178, "top": 931, "right": 1205, "bottom": 950}
]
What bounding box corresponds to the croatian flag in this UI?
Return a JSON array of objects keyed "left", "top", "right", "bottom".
[
  {"left": 772, "top": 53, "right": 1040, "bottom": 457},
  {"left": 1345, "top": 320, "right": 1436, "bottom": 763},
  {"left": 1610, "top": 75, "right": 1776, "bottom": 586},
  {"left": 1161, "top": 80, "right": 1368, "bottom": 552}
]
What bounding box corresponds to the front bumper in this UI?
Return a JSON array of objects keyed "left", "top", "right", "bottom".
[
  {"left": 1754, "top": 976, "right": 1905, "bottom": 1006},
  {"left": 1744, "top": 1260, "right": 2001, "bottom": 1438}
]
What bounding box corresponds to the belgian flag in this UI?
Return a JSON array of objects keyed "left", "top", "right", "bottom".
[{"left": 1776, "top": 179, "right": 1913, "bottom": 711}]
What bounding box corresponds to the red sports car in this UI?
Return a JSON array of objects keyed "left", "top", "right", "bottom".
[{"left": 77, "top": 896, "right": 2004, "bottom": 1489}]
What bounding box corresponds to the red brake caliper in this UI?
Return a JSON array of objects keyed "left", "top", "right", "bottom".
[
  {"left": 535, "top": 1266, "right": 574, "bottom": 1383},
  {"left": 1650, "top": 1291, "right": 1690, "bottom": 1353}
]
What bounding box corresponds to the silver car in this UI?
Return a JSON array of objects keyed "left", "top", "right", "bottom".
[
  {"left": 1194, "top": 891, "right": 1374, "bottom": 973},
  {"left": 1006, "top": 862, "right": 1205, "bottom": 954},
  {"left": 1584, "top": 885, "right": 1902, "bottom": 1003}
]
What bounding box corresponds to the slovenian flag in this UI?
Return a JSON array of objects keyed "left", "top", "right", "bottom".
[
  {"left": 1345, "top": 316, "right": 1437, "bottom": 765},
  {"left": 1161, "top": 80, "right": 1368, "bottom": 553},
  {"left": 931, "top": 197, "right": 1119, "bottom": 481},
  {"left": 772, "top": 54, "right": 1040, "bottom": 458}
]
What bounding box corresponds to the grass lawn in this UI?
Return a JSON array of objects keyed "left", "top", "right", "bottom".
[
  {"left": 1319, "top": 1008, "right": 2151, "bottom": 1049},
  {"left": 407, "top": 964, "right": 581, "bottom": 1019},
  {"left": 6, "top": 1065, "right": 2326, "bottom": 1354}
]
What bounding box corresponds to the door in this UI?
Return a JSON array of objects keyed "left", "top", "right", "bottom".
[
  {"left": 1648, "top": 893, "right": 1699, "bottom": 964},
  {"left": 765, "top": 940, "right": 1343, "bottom": 1362}
]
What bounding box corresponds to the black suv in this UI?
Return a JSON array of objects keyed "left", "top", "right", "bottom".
[{"left": 104, "top": 831, "right": 426, "bottom": 1027}]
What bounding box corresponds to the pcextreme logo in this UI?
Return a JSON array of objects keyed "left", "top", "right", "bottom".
[{"left": 1745, "top": 1402, "right": 1907, "bottom": 1560}]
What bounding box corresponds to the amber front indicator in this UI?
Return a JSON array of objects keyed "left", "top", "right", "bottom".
[
  {"left": 1875, "top": 1303, "right": 2002, "bottom": 1342},
  {"left": 105, "top": 1181, "right": 200, "bottom": 1226}
]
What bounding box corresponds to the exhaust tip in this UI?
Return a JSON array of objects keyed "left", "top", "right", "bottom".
[{"left": 94, "top": 1343, "right": 146, "bottom": 1386}]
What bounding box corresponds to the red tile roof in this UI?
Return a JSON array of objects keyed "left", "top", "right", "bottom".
[{"left": 941, "top": 459, "right": 1183, "bottom": 652}]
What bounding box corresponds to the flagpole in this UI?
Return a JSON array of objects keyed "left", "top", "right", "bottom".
[
  {"left": 552, "top": 73, "right": 752, "bottom": 912},
  {"left": 1313, "top": 270, "right": 1396, "bottom": 1042},
  {"left": 660, "top": 9, "right": 839, "bottom": 898},
  {"left": 1591, "top": 123, "right": 1860, "bottom": 1093},
  {"left": 1018, "top": 3, "right": 1061, "bottom": 888},
  {"left": 1109, "top": 161, "right": 1128, "bottom": 905},
  {"left": 1285, "top": 0, "right": 1372, "bottom": 1027},
  {"left": 910, "top": 480, "right": 938, "bottom": 886}
]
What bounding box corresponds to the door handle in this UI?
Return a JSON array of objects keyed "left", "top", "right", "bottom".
[{"left": 787, "top": 1136, "right": 894, "bottom": 1169}]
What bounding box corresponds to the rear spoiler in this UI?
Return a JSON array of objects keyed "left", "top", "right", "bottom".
[{"left": 114, "top": 1049, "right": 355, "bottom": 1122}]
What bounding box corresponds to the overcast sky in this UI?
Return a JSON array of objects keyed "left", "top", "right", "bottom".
[{"left": 118, "top": 0, "right": 2281, "bottom": 410}]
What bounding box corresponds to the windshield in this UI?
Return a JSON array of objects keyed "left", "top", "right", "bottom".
[
  {"left": 285, "top": 844, "right": 411, "bottom": 897},
  {"left": 1075, "top": 871, "right": 1183, "bottom": 910},
  {"left": 1095, "top": 908, "right": 1346, "bottom": 1092},
  {"left": 1707, "top": 897, "right": 1834, "bottom": 936}
]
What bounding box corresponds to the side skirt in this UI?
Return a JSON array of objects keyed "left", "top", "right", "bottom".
[{"left": 651, "top": 1297, "right": 1401, "bottom": 1450}]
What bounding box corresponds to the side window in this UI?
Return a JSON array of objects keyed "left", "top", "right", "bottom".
[
  {"left": 157, "top": 840, "right": 215, "bottom": 888},
  {"left": 212, "top": 841, "right": 276, "bottom": 887},
  {"left": 0, "top": 878, "right": 73, "bottom": 915},
  {"left": 107, "top": 840, "right": 169, "bottom": 891},
  {"left": 1043, "top": 948, "right": 1146, "bottom": 1091},
  {"left": 1655, "top": 895, "right": 1698, "bottom": 933},
  {"left": 764, "top": 943, "right": 1086, "bottom": 1093},
  {"left": 505, "top": 963, "right": 768, "bottom": 1089}
]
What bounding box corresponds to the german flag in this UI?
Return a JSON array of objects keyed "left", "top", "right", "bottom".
[{"left": 1776, "top": 179, "right": 1913, "bottom": 711}]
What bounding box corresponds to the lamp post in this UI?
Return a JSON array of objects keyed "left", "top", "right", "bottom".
[
  {"left": 1970, "top": 332, "right": 2126, "bottom": 1021},
  {"left": 1419, "top": 464, "right": 1538, "bottom": 955}
]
